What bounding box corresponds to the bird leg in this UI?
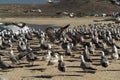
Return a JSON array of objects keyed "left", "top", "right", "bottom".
[{"left": 32, "top": 61, "right": 34, "bottom": 66}]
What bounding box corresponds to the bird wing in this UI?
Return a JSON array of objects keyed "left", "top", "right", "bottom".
[
  {"left": 56, "top": 24, "right": 70, "bottom": 39},
  {"left": 45, "top": 27, "right": 56, "bottom": 43},
  {"left": 16, "top": 51, "right": 30, "bottom": 60}
]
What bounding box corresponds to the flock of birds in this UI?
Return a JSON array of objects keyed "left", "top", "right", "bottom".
[{"left": 0, "top": 22, "right": 120, "bottom": 75}]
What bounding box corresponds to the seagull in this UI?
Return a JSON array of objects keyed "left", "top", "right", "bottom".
[
  {"left": 111, "top": 45, "right": 119, "bottom": 60},
  {"left": 80, "top": 55, "right": 97, "bottom": 71},
  {"left": 8, "top": 49, "right": 14, "bottom": 56},
  {"left": 100, "top": 51, "right": 110, "bottom": 68},
  {"left": 25, "top": 32, "right": 33, "bottom": 40},
  {"left": 88, "top": 42, "right": 95, "bottom": 54},
  {"left": 26, "top": 52, "right": 38, "bottom": 65},
  {"left": 39, "top": 38, "right": 51, "bottom": 50},
  {"left": 83, "top": 46, "right": 92, "bottom": 62},
  {"left": 47, "top": 51, "right": 59, "bottom": 65},
  {"left": 17, "top": 40, "right": 27, "bottom": 52},
  {"left": 42, "top": 49, "right": 52, "bottom": 61},
  {"left": 0, "top": 56, "right": 14, "bottom": 70},
  {"left": 58, "top": 55, "right": 66, "bottom": 72},
  {"left": 8, "top": 49, "right": 20, "bottom": 65}
]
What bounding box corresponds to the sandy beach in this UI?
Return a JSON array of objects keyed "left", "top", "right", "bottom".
[
  {"left": 0, "top": 17, "right": 113, "bottom": 26},
  {"left": 0, "top": 17, "right": 119, "bottom": 80}
]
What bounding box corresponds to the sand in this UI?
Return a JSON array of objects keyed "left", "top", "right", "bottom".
[
  {"left": 0, "top": 17, "right": 113, "bottom": 26},
  {"left": 0, "top": 17, "right": 119, "bottom": 80}
]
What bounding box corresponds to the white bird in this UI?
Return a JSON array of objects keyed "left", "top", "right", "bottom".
[
  {"left": 47, "top": 52, "right": 59, "bottom": 65},
  {"left": 8, "top": 49, "right": 14, "bottom": 56},
  {"left": 111, "top": 45, "right": 119, "bottom": 60}
]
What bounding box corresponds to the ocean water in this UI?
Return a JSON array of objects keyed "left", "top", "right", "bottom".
[{"left": 0, "top": 0, "right": 57, "bottom": 4}]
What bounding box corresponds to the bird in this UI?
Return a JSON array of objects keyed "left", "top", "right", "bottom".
[
  {"left": 16, "top": 44, "right": 33, "bottom": 60},
  {"left": 0, "top": 56, "right": 14, "bottom": 70},
  {"left": 100, "top": 51, "right": 110, "bottom": 68},
  {"left": 8, "top": 49, "right": 14, "bottom": 56},
  {"left": 41, "top": 49, "right": 52, "bottom": 61},
  {"left": 25, "top": 32, "right": 33, "bottom": 40},
  {"left": 111, "top": 45, "right": 119, "bottom": 60},
  {"left": 39, "top": 37, "right": 51, "bottom": 50},
  {"left": 47, "top": 51, "right": 59, "bottom": 65},
  {"left": 11, "top": 34, "right": 18, "bottom": 42},
  {"left": 17, "top": 40, "right": 27, "bottom": 52},
  {"left": 88, "top": 42, "right": 95, "bottom": 54},
  {"left": 80, "top": 55, "right": 97, "bottom": 72},
  {"left": 26, "top": 52, "right": 38, "bottom": 65},
  {"left": 83, "top": 46, "right": 92, "bottom": 62},
  {"left": 58, "top": 55, "right": 66, "bottom": 72},
  {"left": 8, "top": 49, "right": 20, "bottom": 65}
]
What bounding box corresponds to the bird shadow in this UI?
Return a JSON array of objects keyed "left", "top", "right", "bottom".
[
  {"left": 28, "top": 75, "right": 54, "bottom": 79},
  {"left": 0, "top": 69, "right": 13, "bottom": 72},
  {"left": 56, "top": 74, "right": 83, "bottom": 77},
  {"left": 33, "top": 52, "right": 43, "bottom": 56},
  {"left": 31, "top": 47, "right": 40, "bottom": 51},
  {"left": 25, "top": 64, "right": 40, "bottom": 67},
  {"left": 100, "top": 69, "right": 120, "bottom": 72},
  {"left": 92, "top": 63, "right": 101, "bottom": 66},
  {"left": 92, "top": 58, "right": 100, "bottom": 61},
  {"left": 91, "top": 54, "right": 100, "bottom": 56},
  {"left": 27, "top": 68, "right": 46, "bottom": 72},
  {"left": 15, "top": 65, "right": 25, "bottom": 68},
  {"left": 67, "top": 66, "right": 80, "bottom": 68},
  {"left": 65, "top": 60, "right": 79, "bottom": 62},
  {"left": 75, "top": 70, "right": 96, "bottom": 74}
]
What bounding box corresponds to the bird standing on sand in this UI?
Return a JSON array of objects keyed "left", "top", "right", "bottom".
[
  {"left": 83, "top": 46, "right": 92, "bottom": 62},
  {"left": 111, "top": 45, "right": 119, "bottom": 60},
  {"left": 80, "top": 55, "right": 97, "bottom": 71},
  {"left": 8, "top": 49, "right": 20, "bottom": 65},
  {"left": 0, "top": 56, "right": 14, "bottom": 70},
  {"left": 100, "top": 51, "right": 110, "bottom": 68},
  {"left": 47, "top": 51, "right": 59, "bottom": 65},
  {"left": 26, "top": 52, "right": 38, "bottom": 65},
  {"left": 58, "top": 55, "right": 66, "bottom": 72}
]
